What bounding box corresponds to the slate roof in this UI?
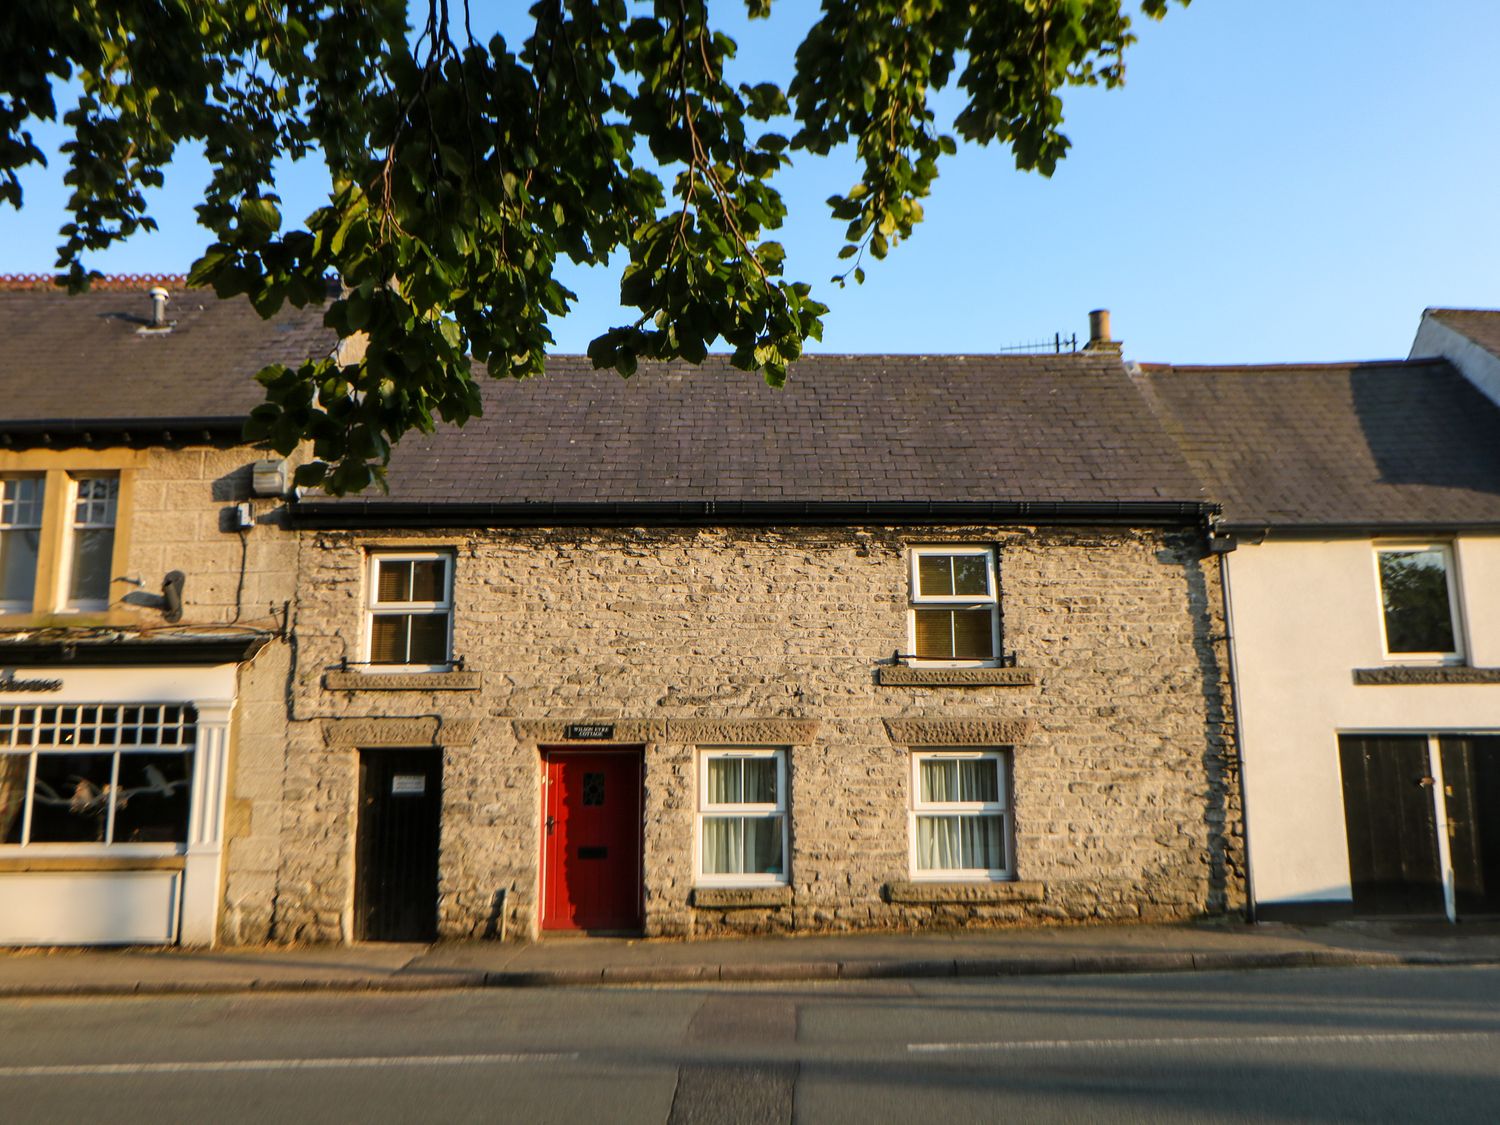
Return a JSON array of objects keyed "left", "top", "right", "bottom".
[
  {"left": 1429, "top": 308, "right": 1500, "bottom": 355},
  {"left": 356, "top": 353, "right": 1206, "bottom": 506},
  {"left": 1135, "top": 359, "right": 1500, "bottom": 530},
  {"left": 0, "top": 284, "right": 332, "bottom": 427}
]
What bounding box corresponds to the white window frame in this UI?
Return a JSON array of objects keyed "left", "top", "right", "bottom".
[
  {"left": 57, "top": 472, "right": 120, "bottom": 613},
  {"left": 908, "top": 749, "right": 1012, "bottom": 880},
  {"left": 695, "top": 747, "right": 789, "bottom": 887},
  {"left": 363, "top": 551, "right": 455, "bottom": 672},
  {"left": 0, "top": 474, "right": 46, "bottom": 615},
  {"left": 907, "top": 546, "right": 1000, "bottom": 666},
  {"left": 1373, "top": 542, "right": 1465, "bottom": 664},
  {"left": 0, "top": 703, "right": 197, "bottom": 855}
]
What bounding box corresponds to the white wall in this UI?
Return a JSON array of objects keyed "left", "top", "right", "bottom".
[
  {"left": 1410, "top": 314, "right": 1500, "bottom": 409},
  {"left": 0, "top": 664, "right": 238, "bottom": 945},
  {"left": 1227, "top": 535, "right": 1500, "bottom": 908}
]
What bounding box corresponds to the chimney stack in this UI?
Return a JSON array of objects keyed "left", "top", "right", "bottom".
[
  {"left": 1084, "top": 308, "right": 1121, "bottom": 354},
  {"left": 149, "top": 286, "right": 169, "bottom": 328}
]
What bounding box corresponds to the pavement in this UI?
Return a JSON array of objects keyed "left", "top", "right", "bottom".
[{"left": 5, "top": 917, "right": 1500, "bottom": 998}]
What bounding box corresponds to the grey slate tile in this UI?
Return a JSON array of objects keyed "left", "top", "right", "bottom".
[{"left": 1135, "top": 360, "right": 1500, "bottom": 529}]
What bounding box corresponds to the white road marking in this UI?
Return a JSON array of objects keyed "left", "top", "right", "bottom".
[
  {"left": 909, "top": 1031, "right": 1497, "bottom": 1053},
  {"left": 0, "top": 1052, "right": 579, "bottom": 1079}
]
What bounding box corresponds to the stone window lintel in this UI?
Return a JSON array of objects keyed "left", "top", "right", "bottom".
[{"left": 883, "top": 718, "right": 1034, "bottom": 745}]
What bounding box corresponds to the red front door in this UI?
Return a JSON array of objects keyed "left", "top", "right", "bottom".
[{"left": 541, "top": 750, "right": 644, "bottom": 932}]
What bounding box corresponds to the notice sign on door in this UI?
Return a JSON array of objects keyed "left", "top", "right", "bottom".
[{"left": 391, "top": 773, "right": 427, "bottom": 796}]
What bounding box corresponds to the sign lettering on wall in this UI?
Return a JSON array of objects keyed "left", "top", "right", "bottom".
[
  {"left": 0, "top": 672, "right": 64, "bottom": 693},
  {"left": 565, "top": 723, "right": 615, "bottom": 741}
]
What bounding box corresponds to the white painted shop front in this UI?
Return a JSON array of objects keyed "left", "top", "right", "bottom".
[
  {"left": 1227, "top": 534, "right": 1500, "bottom": 920},
  {"left": 0, "top": 662, "right": 237, "bottom": 946}
]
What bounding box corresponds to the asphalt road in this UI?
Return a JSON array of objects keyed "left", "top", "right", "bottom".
[{"left": 1, "top": 966, "right": 1497, "bottom": 1123}]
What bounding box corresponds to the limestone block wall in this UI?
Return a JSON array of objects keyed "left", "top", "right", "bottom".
[
  {"left": 268, "top": 523, "right": 1243, "bottom": 943},
  {"left": 125, "top": 446, "right": 298, "bottom": 626},
  {"left": 118, "top": 444, "right": 300, "bottom": 945}
]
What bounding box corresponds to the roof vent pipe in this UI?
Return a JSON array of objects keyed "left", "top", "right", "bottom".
[{"left": 149, "top": 286, "right": 169, "bottom": 328}]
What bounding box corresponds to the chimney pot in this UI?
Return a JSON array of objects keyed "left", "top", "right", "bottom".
[
  {"left": 148, "top": 286, "right": 169, "bottom": 328},
  {"left": 1085, "top": 308, "right": 1122, "bottom": 354},
  {"left": 1088, "top": 308, "right": 1111, "bottom": 345}
]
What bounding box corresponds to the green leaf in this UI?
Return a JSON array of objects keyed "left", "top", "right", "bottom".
[
  {"left": 238, "top": 196, "right": 281, "bottom": 235},
  {"left": 7, "top": 0, "right": 1178, "bottom": 492}
]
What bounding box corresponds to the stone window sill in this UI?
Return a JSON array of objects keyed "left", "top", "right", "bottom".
[
  {"left": 323, "top": 671, "right": 482, "bottom": 692},
  {"left": 1352, "top": 666, "right": 1500, "bottom": 686},
  {"left": 692, "top": 885, "right": 793, "bottom": 909},
  {"left": 875, "top": 667, "right": 1037, "bottom": 687},
  {"left": 884, "top": 879, "right": 1044, "bottom": 905}
]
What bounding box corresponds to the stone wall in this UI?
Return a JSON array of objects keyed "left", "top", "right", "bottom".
[
  {"left": 265, "top": 523, "right": 1243, "bottom": 943},
  {"left": 121, "top": 444, "right": 300, "bottom": 945}
]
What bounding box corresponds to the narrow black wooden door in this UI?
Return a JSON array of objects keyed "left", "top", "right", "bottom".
[
  {"left": 355, "top": 750, "right": 442, "bottom": 941},
  {"left": 1441, "top": 736, "right": 1500, "bottom": 916},
  {"left": 1338, "top": 736, "right": 1444, "bottom": 915}
]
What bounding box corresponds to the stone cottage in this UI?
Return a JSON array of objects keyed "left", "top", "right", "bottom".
[{"left": 268, "top": 341, "right": 1245, "bottom": 943}]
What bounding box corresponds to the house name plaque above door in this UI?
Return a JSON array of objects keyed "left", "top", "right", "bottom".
[{"left": 565, "top": 723, "right": 615, "bottom": 741}]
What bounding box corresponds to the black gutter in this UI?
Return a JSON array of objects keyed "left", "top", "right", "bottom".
[
  {"left": 0, "top": 416, "right": 246, "bottom": 445},
  {"left": 0, "top": 635, "right": 271, "bottom": 667},
  {"left": 1220, "top": 520, "right": 1500, "bottom": 537},
  {"left": 289, "top": 499, "right": 1217, "bottom": 530}
]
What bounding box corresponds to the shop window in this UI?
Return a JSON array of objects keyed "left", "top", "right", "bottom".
[
  {"left": 697, "top": 749, "right": 788, "bottom": 885},
  {"left": 908, "top": 547, "right": 999, "bottom": 664},
  {"left": 910, "top": 750, "right": 1011, "bottom": 878},
  {"left": 0, "top": 705, "right": 196, "bottom": 848},
  {"left": 1376, "top": 544, "right": 1463, "bottom": 661},
  {"left": 365, "top": 552, "right": 454, "bottom": 669}
]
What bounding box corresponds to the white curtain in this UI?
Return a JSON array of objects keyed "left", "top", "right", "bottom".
[
  {"left": 916, "top": 814, "right": 1002, "bottom": 871},
  {"left": 707, "top": 758, "right": 776, "bottom": 805},
  {"left": 919, "top": 759, "right": 998, "bottom": 804},
  {"left": 703, "top": 815, "right": 784, "bottom": 875}
]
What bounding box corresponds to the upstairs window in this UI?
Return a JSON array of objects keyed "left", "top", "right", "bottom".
[
  {"left": 908, "top": 547, "right": 999, "bottom": 663},
  {"left": 366, "top": 553, "right": 454, "bottom": 669},
  {"left": 64, "top": 475, "right": 119, "bottom": 611},
  {"left": 0, "top": 476, "right": 44, "bottom": 613},
  {"left": 1376, "top": 545, "right": 1463, "bottom": 661}
]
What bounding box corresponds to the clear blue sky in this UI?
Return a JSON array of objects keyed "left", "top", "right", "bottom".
[{"left": 4, "top": 1, "right": 1497, "bottom": 365}]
